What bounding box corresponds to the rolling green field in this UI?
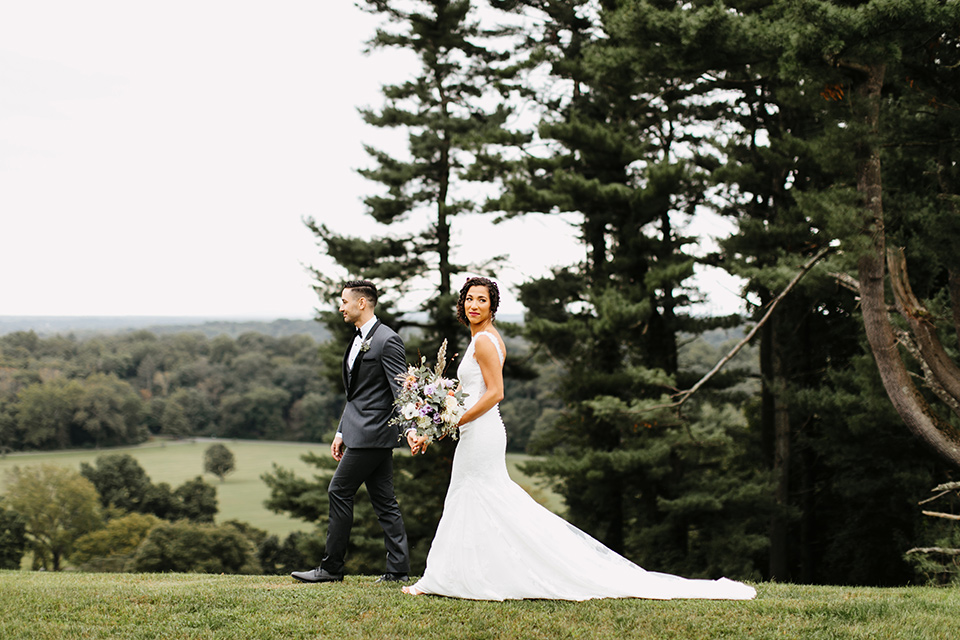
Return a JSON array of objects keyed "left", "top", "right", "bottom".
[
  {"left": 0, "top": 440, "right": 562, "bottom": 536},
  {"left": 1, "top": 572, "right": 957, "bottom": 640}
]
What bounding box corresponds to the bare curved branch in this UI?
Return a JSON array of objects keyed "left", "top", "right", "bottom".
[{"left": 888, "top": 247, "right": 960, "bottom": 410}]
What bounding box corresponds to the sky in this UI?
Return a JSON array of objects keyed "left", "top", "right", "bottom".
[{"left": 0, "top": 1, "right": 743, "bottom": 320}]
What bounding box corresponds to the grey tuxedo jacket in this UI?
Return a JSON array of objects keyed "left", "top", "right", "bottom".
[{"left": 338, "top": 320, "right": 406, "bottom": 449}]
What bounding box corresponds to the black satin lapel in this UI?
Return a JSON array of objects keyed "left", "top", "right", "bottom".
[
  {"left": 348, "top": 353, "right": 362, "bottom": 395},
  {"left": 365, "top": 320, "right": 383, "bottom": 343},
  {"left": 343, "top": 336, "right": 353, "bottom": 391}
]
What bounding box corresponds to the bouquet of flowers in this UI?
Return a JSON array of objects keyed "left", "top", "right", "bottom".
[{"left": 391, "top": 339, "right": 468, "bottom": 443}]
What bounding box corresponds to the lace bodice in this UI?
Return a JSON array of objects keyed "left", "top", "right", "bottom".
[{"left": 456, "top": 331, "right": 504, "bottom": 410}]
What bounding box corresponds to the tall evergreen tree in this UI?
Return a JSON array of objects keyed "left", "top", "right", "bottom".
[
  {"left": 306, "top": 0, "right": 526, "bottom": 355},
  {"left": 485, "top": 0, "right": 769, "bottom": 578}
]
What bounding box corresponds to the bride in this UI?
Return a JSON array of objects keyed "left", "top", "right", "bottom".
[{"left": 402, "top": 276, "right": 756, "bottom": 601}]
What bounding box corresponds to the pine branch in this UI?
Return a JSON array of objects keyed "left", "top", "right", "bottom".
[
  {"left": 905, "top": 546, "right": 960, "bottom": 556},
  {"left": 670, "top": 246, "right": 833, "bottom": 410},
  {"left": 625, "top": 247, "right": 832, "bottom": 416},
  {"left": 921, "top": 510, "right": 960, "bottom": 521}
]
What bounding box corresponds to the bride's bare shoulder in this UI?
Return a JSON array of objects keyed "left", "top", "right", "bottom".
[{"left": 474, "top": 330, "right": 506, "bottom": 360}]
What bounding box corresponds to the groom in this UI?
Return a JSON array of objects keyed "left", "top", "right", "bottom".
[{"left": 292, "top": 280, "right": 411, "bottom": 584}]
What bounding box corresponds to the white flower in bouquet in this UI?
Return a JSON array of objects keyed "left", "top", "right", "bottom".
[{"left": 402, "top": 403, "right": 419, "bottom": 420}]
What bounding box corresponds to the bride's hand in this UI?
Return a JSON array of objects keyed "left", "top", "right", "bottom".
[{"left": 407, "top": 432, "right": 430, "bottom": 455}]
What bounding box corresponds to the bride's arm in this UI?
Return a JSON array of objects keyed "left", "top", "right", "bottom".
[{"left": 456, "top": 337, "right": 504, "bottom": 427}]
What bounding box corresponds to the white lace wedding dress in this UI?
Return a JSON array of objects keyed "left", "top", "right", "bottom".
[{"left": 409, "top": 331, "right": 757, "bottom": 601}]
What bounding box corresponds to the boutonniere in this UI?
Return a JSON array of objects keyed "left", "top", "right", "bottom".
[{"left": 359, "top": 339, "right": 372, "bottom": 353}]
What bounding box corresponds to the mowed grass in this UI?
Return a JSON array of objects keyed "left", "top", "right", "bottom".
[
  {"left": 0, "top": 440, "right": 561, "bottom": 536},
  {"left": 0, "top": 572, "right": 957, "bottom": 640}
]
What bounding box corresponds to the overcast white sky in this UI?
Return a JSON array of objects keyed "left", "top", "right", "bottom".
[{"left": 0, "top": 1, "right": 742, "bottom": 319}]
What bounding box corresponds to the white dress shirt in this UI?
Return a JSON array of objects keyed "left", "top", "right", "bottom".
[
  {"left": 338, "top": 316, "right": 378, "bottom": 441},
  {"left": 347, "top": 315, "right": 378, "bottom": 369}
]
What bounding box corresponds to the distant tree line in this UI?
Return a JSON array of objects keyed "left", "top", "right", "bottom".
[
  {"left": 0, "top": 330, "right": 345, "bottom": 451},
  {"left": 0, "top": 328, "right": 564, "bottom": 455}
]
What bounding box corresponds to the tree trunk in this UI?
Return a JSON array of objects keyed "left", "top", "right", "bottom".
[
  {"left": 799, "top": 444, "right": 816, "bottom": 583},
  {"left": 951, "top": 270, "right": 960, "bottom": 344},
  {"left": 854, "top": 62, "right": 960, "bottom": 468},
  {"left": 768, "top": 317, "right": 791, "bottom": 581}
]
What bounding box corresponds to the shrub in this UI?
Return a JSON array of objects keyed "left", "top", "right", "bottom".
[{"left": 130, "top": 520, "right": 261, "bottom": 574}]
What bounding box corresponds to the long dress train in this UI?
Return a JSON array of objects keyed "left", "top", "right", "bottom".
[{"left": 409, "top": 331, "right": 757, "bottom": 601}]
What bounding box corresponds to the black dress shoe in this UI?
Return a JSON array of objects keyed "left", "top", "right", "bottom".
[
  {"left": 374, "top": 573, "right": 409, "bottom": 583},
  {"left": 291, "top": 568, "right": 343, "bottom": 583}
]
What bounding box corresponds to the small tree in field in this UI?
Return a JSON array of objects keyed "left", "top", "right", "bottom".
[{"left": 203, "top": 443, "right": 236, "bottom": 483}]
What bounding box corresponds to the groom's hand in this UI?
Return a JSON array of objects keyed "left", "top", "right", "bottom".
[{"left": 331, "top": 435, "right": 344, "bottom": 461}]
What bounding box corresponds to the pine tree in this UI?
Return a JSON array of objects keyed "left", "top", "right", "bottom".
[
  {"left": 483, "top": 1, "right": 769, "bottom": 577},
  {"left": 306, "top": 0, "right": 527, "bottom": 355}
]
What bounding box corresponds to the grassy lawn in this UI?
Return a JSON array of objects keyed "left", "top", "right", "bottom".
[
  {"left": 0, "top": 571, "right": 956, "bottom": 639},
  {"left": 0, "top": 440, "right": 561, "bottom": 536}
]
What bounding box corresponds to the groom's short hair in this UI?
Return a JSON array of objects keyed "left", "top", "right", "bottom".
[{"left": 343, "top": 280, "right": 378, "bottom": 307}]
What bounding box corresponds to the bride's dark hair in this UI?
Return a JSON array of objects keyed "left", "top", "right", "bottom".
[{"left": 457, "top": 277, "right": 500, "bottom": 325}]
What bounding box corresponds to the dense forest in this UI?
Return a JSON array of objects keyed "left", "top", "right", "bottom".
[
  {"left": 0, "top": 329, "right": 342, "bottom": 449},
  {"left": 3, "top": 0, "right": 960, "bottom": 586}
]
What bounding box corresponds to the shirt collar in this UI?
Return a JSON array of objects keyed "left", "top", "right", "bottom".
[{"left": 356, "top": 315, "right": 378, "bottom": 340}]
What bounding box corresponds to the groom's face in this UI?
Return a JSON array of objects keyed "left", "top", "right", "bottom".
[{"left": 339, "top": 289, "right": 364, "bottom": 326}]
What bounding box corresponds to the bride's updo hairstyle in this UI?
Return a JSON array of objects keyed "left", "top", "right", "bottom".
[{"left": 457, "top": 277, "right": 500, "bottom": 325}]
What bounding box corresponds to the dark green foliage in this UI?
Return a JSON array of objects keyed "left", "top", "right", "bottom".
[
  {"left": 74, "top": 373, "right": 147, "bottom": 447},
  {"left": 0, "top": 503, "right": 27, "bottom": 570},
  {"left": 257, "top": 531, "right": 309, "bottom": 576},
  {"left": 81, "top": 453, "right": 156, "bottom": 513},
  {"left": 141, "top": 482, "right": 182, "bottom": 522},
  {"left": 792, "top": 353, "right": 952, "bottom": 586},
  {"left": 129, "top": 520, "right": 261, "bottom": 574},
  {"left": 474, "top": 0, "right": 771, "bottom": 581},
  {"left": 203, "top": 443, "right": 236, "bottom": 482},
  {"left": 69, "top": 513, "right": 161, "bottom": 573},
  {"left": 483, "top": 0, "right": 960, "bottom": 587},
  {"left": 79, "top": 453, "right": 220, "bottom": 524},
  {"left": 173, "top": 477, "right": 218, "bottom": 524}
]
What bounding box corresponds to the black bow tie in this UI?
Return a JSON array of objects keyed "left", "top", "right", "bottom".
[{"left": 354, "top": 328, "right": 363, "bottom": 338}]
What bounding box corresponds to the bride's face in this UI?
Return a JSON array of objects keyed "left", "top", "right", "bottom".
[{"left": 464, "top": 286, "right": 492, "bottom": 325}]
